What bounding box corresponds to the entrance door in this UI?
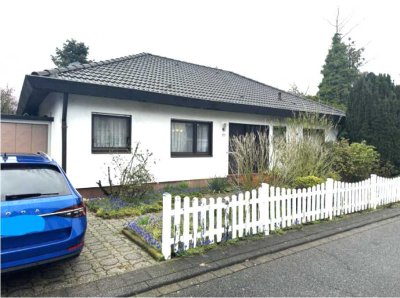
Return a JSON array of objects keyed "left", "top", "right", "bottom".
[{"left": 228, "top": 123, "right": 269, "bottom": 174}]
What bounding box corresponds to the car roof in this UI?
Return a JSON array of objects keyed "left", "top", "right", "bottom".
[{"left": 0, "top": 153, "right": 53, "bottom": 164}]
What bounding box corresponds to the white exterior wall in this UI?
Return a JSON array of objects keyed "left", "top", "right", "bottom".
[
  {"left": 38, "top": 92, "right": 63, "bottom": 164},
  {"left": 39, "top": 93, "right": 339, "bottom": 189},
  {"left": 65, "top": 95, "right": 292, "bottom": 189}
]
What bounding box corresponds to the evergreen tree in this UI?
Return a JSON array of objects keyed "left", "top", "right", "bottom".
[
  {"left": 51, "top": 39, "right": 92, "bottom": 68},
  {"left": 346, "top": 73, "right": 400, "bottom": 171},
  {"left": 318, "top": 33, "right": 364, "bottom": 109}
]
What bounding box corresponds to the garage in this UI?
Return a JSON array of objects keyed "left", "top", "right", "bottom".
[{"left": 0, "top": 115, "right": 52, "bottom": 154}]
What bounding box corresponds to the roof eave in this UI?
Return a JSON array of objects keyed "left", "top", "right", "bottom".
[{"left": 19, "top": 75, "right": 345, "bottom": 120}]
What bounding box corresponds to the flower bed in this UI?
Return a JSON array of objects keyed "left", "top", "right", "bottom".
[
  {"left": 85, "top": 196, "right": 163, "bottom": 218},
  {"left": 128, "top": 214, "right": 162, "bottom": 250},
  {"left": 123, "top": 213, "right": 164, "bottom": 260}
]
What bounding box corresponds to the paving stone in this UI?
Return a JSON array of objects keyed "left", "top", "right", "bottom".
[
  {"left": 123, "top": 252, "right": 142, "bottom": 261},
  {"left": 157, "top": 283, "right": 182, "bottom": 295},
  {"left": 229, "top": 263, "right": 247, "bottom": 272},
  {"left": 213, "top": 267, "right": 233, "bottom": 277},
  {"left": 100, "top": 257, "right": 119, "bottom": 266},
  {"left": 137, "top": 288, "right": 162, "bottom": 297},
  {"left": 41, "top": 268, "right": 65, "bottom": 279},
  {"left": 93, "top": 250, "right": 110, "bottom": 258},
  {"left": 196, "top": 272, "right": 217, "bottom": 283},
  {"left": 72, "top": 262, "right": 92, "bottom": 273}
]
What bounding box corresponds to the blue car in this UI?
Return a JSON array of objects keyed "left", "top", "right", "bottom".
[{"left": 1, "top": 153, "right": 87, "bottom": 273}]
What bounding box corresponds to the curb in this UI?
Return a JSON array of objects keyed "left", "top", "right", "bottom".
[
  {"left": 122, "top": 228, "right": 164, "bottom": 262},
  {"left": 40, "top": 206, "right": 400, "bottom": 297}
]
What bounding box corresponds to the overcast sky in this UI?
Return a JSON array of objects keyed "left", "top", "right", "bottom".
[{"left": 1, "top": 0, "right": 399, "bottom": 99}]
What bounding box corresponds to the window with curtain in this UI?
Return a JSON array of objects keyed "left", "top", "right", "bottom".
[
  {"left": 171, "top": 120, "right": 212, "bottom": 157},
  {"left": 92, "top": 114, "right": 131, "bottom": 153}
]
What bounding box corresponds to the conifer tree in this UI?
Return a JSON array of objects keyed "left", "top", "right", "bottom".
[
  {"left": 346, "top": 73, "right": 400, "bottom": 171},
  {"left": 318, "top": 33, "right": 364, "bottom": 109}
]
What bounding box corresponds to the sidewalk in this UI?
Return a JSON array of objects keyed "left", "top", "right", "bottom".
[{"left": 42, "top": 205, "right": 400, "bottom": 297}]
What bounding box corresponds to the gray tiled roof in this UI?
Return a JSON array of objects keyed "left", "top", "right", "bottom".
[{"left": 32, "top": 53, "right": 345, "bottom": 116}]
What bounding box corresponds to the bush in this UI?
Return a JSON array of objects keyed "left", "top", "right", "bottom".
[
  {"left": 98, "top": 143, "right": 155, "bottom": 203},
  {"left": 208, "top": 177, "right": 229, "bottom": 193},
  {"left": 270, "top": 137, "right": 335, "bottom": 188},
  {"left": 293, "top": 176, "right": 324, "bottom": 189},
  {"left": 330, "top": 139, "right": 379, "bottom": 182}
]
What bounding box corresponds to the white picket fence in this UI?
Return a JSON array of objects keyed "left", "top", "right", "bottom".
[{"left": 161, "top": 174, "right": 400, "bottom": 259}]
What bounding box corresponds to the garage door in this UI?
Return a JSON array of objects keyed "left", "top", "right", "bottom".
[{"left": 1, "top": 122, "right": 48, "bottom": 154}]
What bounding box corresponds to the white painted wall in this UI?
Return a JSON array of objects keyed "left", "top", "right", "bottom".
[
  {"left": 38, "top": 94, "right": 339, "bottom": 189},
  {"left": 38, "top": 92, "right": 63, "bottom": 164}
]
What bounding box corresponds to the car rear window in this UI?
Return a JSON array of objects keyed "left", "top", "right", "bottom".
[{"left": 1, "top": 164, "right": 72, "bottom": 201}]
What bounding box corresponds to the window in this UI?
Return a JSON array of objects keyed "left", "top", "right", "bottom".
[
  {"left": 171, "top": 120, "right": 212, "bottom": 157},
  {"left": 1, "top": 164, "right": 71, "bottom": 201},
  {"left": 92, "top": 113, "right": 131, "bottom": 153},
  {"left": 303, "top": 128, "right": 325, "bottom": 142}
]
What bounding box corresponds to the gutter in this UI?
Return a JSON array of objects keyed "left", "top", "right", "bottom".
[{"left": 62, "top": 93, "right": 68, "bottom": 172}]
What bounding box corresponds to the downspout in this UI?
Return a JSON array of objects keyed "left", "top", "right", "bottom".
[{"left": 62, "top": 93, "right": 68, "bottom": 172}]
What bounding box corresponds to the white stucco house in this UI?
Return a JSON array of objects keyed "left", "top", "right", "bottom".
[{"left": 16, "top": 53, "right": 344, "bottom": 196}]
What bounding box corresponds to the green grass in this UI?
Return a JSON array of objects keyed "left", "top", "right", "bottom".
[{"left": 85, "top": 197, "right": 163, "bottom": 219}]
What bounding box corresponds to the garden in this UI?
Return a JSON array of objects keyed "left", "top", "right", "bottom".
[{"left": 85, "top": 113, "right": 397, "bottom": 260}]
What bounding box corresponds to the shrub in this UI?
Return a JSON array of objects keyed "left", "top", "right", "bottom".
[
  {"left": 270, "top": 137, "right": 335, "bottom": 188},
  {"left": 330, "top": 139, "right": 379, "bottom": 182},
  {"left": 373, "top": 160, "right": 399, "bottom": 177},
  {"left": 98, "top": 143, "right": 155, "bottom": 203},
  {"left": 293, "top": 176, "right": 324, "bottom": 189},
  {"left": 208, "top": 177, "right": 229, "bottom": 193}
]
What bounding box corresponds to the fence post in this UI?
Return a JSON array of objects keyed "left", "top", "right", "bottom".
[
  {"left": 326, "top": 178, "right": 334, "bottom": 220},
  {"left": 370, "top": 174, "right": 378, "bottom": 209},
  {"left": 261, "top": 183, "right": 270, "bottom": 235},
  {"left": 162, "top": 193, "right": 172, "bottom": 260}
]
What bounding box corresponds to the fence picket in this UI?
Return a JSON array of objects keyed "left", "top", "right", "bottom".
[
  {"left": 245, "top": 191, "right": 251, "bottom": 235},
  {"left": 238, "top": 193, "right": 244, "bottom": 238},
  {"left": 286, "top": 188, "right": 292, "bottom": 227},
  {"left": 281, "top": 188, "right": 287, "bottom": 228},
  {"left": 270, "top": 186, "right": 275, "bottom": 231},
  {"left": 216, "top": 197, "right": 223, "bottom": 242},
  {"left": 162, "top": 193, "right": 172, "bottom": 259},
  {"left": 250, "top": 190, "right": 257, "bottom": 234},
  {"left": 293, "top": 188, "right": 298, "bottom": 225},
  {"left": 209, "top": 197, "right": 215, "bottom": 244},
  {"left": 231, "top": 195, "right": 237, "bottom": 239},
  {"left": 192, "top": 197, "right": 198, "bottom": 248},
  {"left": 183, "top": 196, "right": 190, "bottom": 250}
]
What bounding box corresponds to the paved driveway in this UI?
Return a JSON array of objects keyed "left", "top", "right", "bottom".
[{"left": 1, "top": 212, "right": 155, "bottom": 297}]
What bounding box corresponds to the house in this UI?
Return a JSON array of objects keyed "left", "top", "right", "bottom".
[{"left": 9, "top": 53, "right": 344, "bottom": 196}]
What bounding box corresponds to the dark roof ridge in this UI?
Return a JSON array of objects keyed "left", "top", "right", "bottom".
[{"left": 31, "top": 52, "right": 149, "bottom": 76}]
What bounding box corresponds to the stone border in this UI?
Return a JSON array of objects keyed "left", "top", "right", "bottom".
[{"left": 122, "top": 228, "right": 164, "bottom": 261}]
